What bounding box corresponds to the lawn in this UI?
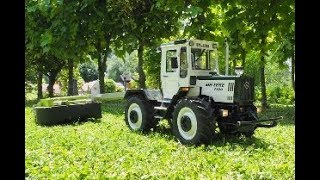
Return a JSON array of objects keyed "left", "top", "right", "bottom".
[{"left": 25, "top": 98, "right": 295, "bottom": 179}]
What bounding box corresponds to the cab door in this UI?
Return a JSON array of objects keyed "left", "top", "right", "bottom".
[{"left": 161, "top": 47, "right": 180, "bottom": 99}]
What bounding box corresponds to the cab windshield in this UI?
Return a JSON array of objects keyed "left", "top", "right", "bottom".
[{"left": 191, "top": 48, "right": 218, "bottom": 71}]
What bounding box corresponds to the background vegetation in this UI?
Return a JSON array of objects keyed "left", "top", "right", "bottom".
[{"left": 26, "top": 0, "right": 295, "bottom": 108}]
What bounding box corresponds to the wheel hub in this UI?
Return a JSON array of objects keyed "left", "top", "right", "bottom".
[
  {"left": 181, "top": 115, "right": 192, "bottom": 131},
  {"left": 130, "top": 111, "right": 138, "bottom": 123}
]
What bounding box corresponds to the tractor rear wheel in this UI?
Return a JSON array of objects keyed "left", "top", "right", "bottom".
[{"left": 172, "top": 98, "right": 216, "bottom": 145}]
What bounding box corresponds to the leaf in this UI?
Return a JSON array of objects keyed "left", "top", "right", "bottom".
[
  {"left": 27, "top": 5, "right": 37, "bottom": 13},
  {"left": 40, "top": 32, "right": 53, "bottom": 47}
]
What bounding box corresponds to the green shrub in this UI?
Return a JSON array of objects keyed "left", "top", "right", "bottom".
[
  {"left": 254, "top": 85, "right": 294, "bottom": 105},
  {"left": 36, "top": 98, "right": 54, "bottom": 107},
  {"left": 266, "top": 85, "right": 295, "bottom": 105},
  {"left": 277, "top": 86, "right": 295, "bottom": 104},
  {"left": 129, "top": 80, "right": 139, "bottom": 89},
  {"left": 254, "top": 86, "right": 262, "bottom": 102},
  {"left": 79, "top": 63, "right": 99, "bottom": 82},
  {"left": 104, "top": 79, "right": 117, "bottom": 93},
  {"left": 116, "top": 85, "right": 125, "bottom": 92}
]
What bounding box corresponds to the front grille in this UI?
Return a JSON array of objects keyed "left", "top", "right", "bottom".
[
  {"left": 228, "top": 82, "right": 235, "bottom": 91},
  {"left": 234, "top": 76, "right": 254, "bottom": 103}
]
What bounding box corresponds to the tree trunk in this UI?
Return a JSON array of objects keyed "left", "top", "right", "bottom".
[
  {"left": 138, "top": 40, "right": 146, "bottom": 89},
  {"left": 291, "top": 46, "right": 295, "bottom": 91},
  {"left": 241, "top": 49, "right": 246, "bottom": 68},
  {"left": 47, "top": 72, "right": 57, "bottom": 98},
  {"left": 37, "top": 71, "right": 43, "bottom": 100},
  {"left": 260, "top": 36, "right": 269, "bottom": 109},
  {"left": 96, "top": 35, "right": 111, "bottom": 94},
  {"left": 67, "top": 59, "right": 74, "bottom": 96},
  {"left": 232, "top": 58, "right": 236, "bottom": 75},
  {"left": 97, "top": 51, "right": 105, "bottom": 94}
]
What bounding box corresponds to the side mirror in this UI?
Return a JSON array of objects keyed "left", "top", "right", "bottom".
[{"left": 171, "top": 57, "right": 178, "bottom": 69}]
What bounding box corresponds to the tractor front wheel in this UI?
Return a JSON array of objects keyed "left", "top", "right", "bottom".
[{"left": 125, "top": 96, "right": 156, "bottom": 132}]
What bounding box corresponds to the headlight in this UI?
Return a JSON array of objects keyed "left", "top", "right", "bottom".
[
  {"left": 235, "top": 66, "right": 244, "bottom": 76},
  {"left": 220, "top": 109, "right": 229, "bottom": 117}
]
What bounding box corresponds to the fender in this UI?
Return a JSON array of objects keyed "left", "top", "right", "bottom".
[{"left": 124, "top": 89, "right": 162, "bottom": 101}]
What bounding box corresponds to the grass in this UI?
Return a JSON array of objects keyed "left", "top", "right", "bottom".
[{"left": 25, "top": 98, "right": 295, "bottom": 179}]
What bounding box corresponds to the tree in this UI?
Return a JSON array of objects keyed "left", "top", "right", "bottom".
[
  {"left": 79, "top": 62, "right": 99, "bottom": 82},
  {"left": 116, "top": 0, "right": 184, "bottom": 88},
  {"left": 26, "top": 0, "right": 83, "bottom": 97},
  {"left": 218, "top": 0, "right": 294, "bottom": 109},
  {"left": 77, "top": 0, "right": 124, "bottom": 93}
]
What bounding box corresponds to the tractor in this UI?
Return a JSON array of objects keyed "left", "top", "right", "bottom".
[{"left": 123, "top": 39, "right": 282, "bottom": 145}]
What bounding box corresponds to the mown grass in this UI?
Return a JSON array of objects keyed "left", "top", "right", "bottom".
[{"left": 25, "top": 99, "right": 295, "bottom": 179}]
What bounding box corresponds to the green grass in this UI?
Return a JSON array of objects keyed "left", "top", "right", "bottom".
[{"left": 25, "top": 99, "right": 295, "bottom": 179}]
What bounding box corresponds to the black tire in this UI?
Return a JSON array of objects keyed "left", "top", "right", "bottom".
[
  {"left": 172, "top": 98, "right": 216, "bottom": 145},
  {"left": 124, "top": 96, "right": 156, "bottom": 132}
]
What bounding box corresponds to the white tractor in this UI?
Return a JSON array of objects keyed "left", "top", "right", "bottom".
[{"left": 124, "top": 39, "right": 282, "bottom": 145}]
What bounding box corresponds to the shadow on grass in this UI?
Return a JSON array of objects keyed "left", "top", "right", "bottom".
[
  {"left": 207, "top": 134, "right": 270, "bottom": 150},
  {"left": 36, "top": 117, "right": 102, "bottom": 127},
  {"left": 149, "top": 126, "right": 270, "bottom": 151},
  {"left": 25, "top": 99, "right": 39, "bottom": 107},
  {"left": 150, "top": 123, "right": 271, "bottom": 150}
]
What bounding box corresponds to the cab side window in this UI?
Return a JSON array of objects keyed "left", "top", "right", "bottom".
[{"left": 166, "top": 50, "right": 177, "bottom": 72}]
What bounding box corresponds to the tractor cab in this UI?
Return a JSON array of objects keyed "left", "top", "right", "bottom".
[{"left": 160, "top": 39, "right": 220, "bottom": 99}]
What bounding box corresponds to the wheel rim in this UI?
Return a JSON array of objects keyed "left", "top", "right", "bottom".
[
  {"left": 127, "top": 103, "right": 142, "bottom": 130},
  {"left": 177, "top": 107, "right": 197, "bottom": 140}
]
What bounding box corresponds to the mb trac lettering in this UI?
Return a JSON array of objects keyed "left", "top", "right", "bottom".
[{"left": 205, "top": 83, "right": 224, "bottom": 87}]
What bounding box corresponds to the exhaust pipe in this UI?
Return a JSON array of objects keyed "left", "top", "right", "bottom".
[{"left": 224, "top": 38, "right": 229, "bottom": 75}]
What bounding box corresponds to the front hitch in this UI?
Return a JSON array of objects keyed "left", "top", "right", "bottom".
[{"left": 237, "top": 116, "right": 283, "bottom": 128}]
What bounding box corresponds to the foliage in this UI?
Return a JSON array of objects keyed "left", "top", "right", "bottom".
[
  {"left": 266, "top": 85, "right": 295, "bottom": 105},
  {"left": 116, "top": 85, "right": 125, "bottom": 92},
  {"left": 114, "top": 0, "right": 185, "bottom": 88},
  {"left": 104, "top": 79, "right": 117, "bottom": 93},
  {"left": 106, "top": 54, "right": 123, "bottom": 82},
  {"left": 55, "top": 66, "right": 82, "bottom": 96},
  {"left": 144, "top": 46, "right": 161, "bottom": 88},
  {"left": 25, "top": 99, "right": 294, "bottom": 179},
  {"left": 79, "top": 62, "right": 99, "bottom": 83},
  {"left": 26, "top": 0, "right": 295, "bottom": 104},
  {"left": 255, "top": 85, "right": 294, "bottom": 105},
  {"left": 36, "top": 98, "right": 54, "bottom": 107},
  {"left": 25, "top": 82, "right": 36, "bottom": 93},
  {"left": 129, "top": 80, "right": 139, "bottom": 89}
]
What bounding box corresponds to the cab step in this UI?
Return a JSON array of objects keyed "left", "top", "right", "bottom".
[
  {"left": 154, "top": 115, "right": 164, "bottom": 119},
  {"left": 157, "top": 99, "right": 171, "bottom": 104},
  {"left": 154, "top": 106, "right": 167, "bottom": 111}
]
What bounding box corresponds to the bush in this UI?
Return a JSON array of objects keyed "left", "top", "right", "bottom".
[
  {"left": 116, "top": 85, "right": 125, "bottom": 92},
  {"left": 104, "top": 79, "right": 117, "bottom": 93},
  {"left": 266, "top": 85, "right": 295, "bottom": 105},
  {"left": 128, "top": 80, "right": 139, "bottom": 89},
  {"left": 79, "top": 63, "right": 99, "bottom": 82},
  {"left": 255, "top": 85, "right": 295, "bottom": 105}
]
